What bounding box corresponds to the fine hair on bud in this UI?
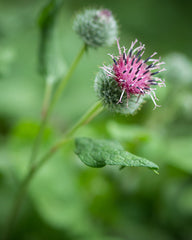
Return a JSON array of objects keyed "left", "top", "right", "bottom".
[
  {"left": 94, "top": 67, "right": 145, "bottom": 115},
  {"left": 73, "top": 8, "right": 118, "bottom": 48}
]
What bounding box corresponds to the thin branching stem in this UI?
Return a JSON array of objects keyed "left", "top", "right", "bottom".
[
  {"left": 3, "top": 101, "right": 103, "bottom": 240},
  {"left": 29, "top": 44, "right": 87, "bottom": 166}
]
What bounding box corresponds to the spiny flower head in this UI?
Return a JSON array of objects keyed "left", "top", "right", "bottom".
[
  {"left": 102, "top": 39, "right": 166, "bottom": 109},
  {"left": 73, "top": 8, "right": 118, "bottom": 48},
  {"left": 94, "top": 67, "right": 145, "bottom": 115}
]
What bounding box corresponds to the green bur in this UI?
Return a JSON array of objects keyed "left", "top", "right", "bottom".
[{"left": 73, "top": 9, "right": 118, "bottom": 48}]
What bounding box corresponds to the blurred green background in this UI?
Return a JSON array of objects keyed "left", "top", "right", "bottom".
[{"left": 0, "top": 0, "right": 192, "bottom": 239}]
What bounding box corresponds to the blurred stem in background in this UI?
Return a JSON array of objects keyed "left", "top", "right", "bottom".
[
  {"left": 30, "top": 0, "right": 87, "bottom": 167},
  {"left": 41, "top": 81, "right": 53, "bottom": 119},
  {"left": 3, "top": 1, "right": 89, "bottom": 238},
  {"left": 29, "top": 43, "right": 86, "bottom": 166},
  {"left": 3, "top": 101, "right": 103, "bottom": 240}
]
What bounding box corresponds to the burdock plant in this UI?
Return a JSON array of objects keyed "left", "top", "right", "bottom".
[
  {"left": 95, "top": 39, "right": 166, "bottom": 113},
  {"left": 3, "top": 1, "right": 165, "bottom": 239}
]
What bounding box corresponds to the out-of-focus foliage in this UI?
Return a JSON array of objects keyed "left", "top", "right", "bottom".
[
  {"left": 38, "top": 0, "right": 67, "bottom": 83},
  {"left": 0, "top": 0, "right": 192, "bottom": 239}
]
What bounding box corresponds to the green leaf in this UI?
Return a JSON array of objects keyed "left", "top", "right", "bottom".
[
  {"left": 38, "top": 0, "right": 66, "bottom": 82},
  {"left": 38, "top": 0, "right": 64, "bottom": 28},
  {"left": 75, "top": 137, "right": 159, "bottom": 171}
]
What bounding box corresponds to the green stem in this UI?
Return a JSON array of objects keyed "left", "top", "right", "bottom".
[
  {"left": 4, "top": 101, "right": 103, "bottom": 240},
  {"left": 41, "top": 81, "right": 53, "bottom": 119},
  {"left": 35, "top": 101, "right": 103, "bottom": 173},
  {"left": 29, "top": 81, "right": 53, "bottom": 166},
  {"left": 29, "top": 44, "right": 86, "bottom": 166},
  {"left": 2, "top": 167, "right": 35, "bottom": 240},
  {"left": 47, "top": 44, "right": 87, "bottom": 117}
]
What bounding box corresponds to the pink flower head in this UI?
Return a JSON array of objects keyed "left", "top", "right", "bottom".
[{"left": 102, "top": 39, "right": 166, "bottom": 109}]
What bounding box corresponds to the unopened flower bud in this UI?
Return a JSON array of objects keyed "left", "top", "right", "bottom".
[{"left": 73, "top": 8, "right": 118, "bottom": 48}]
